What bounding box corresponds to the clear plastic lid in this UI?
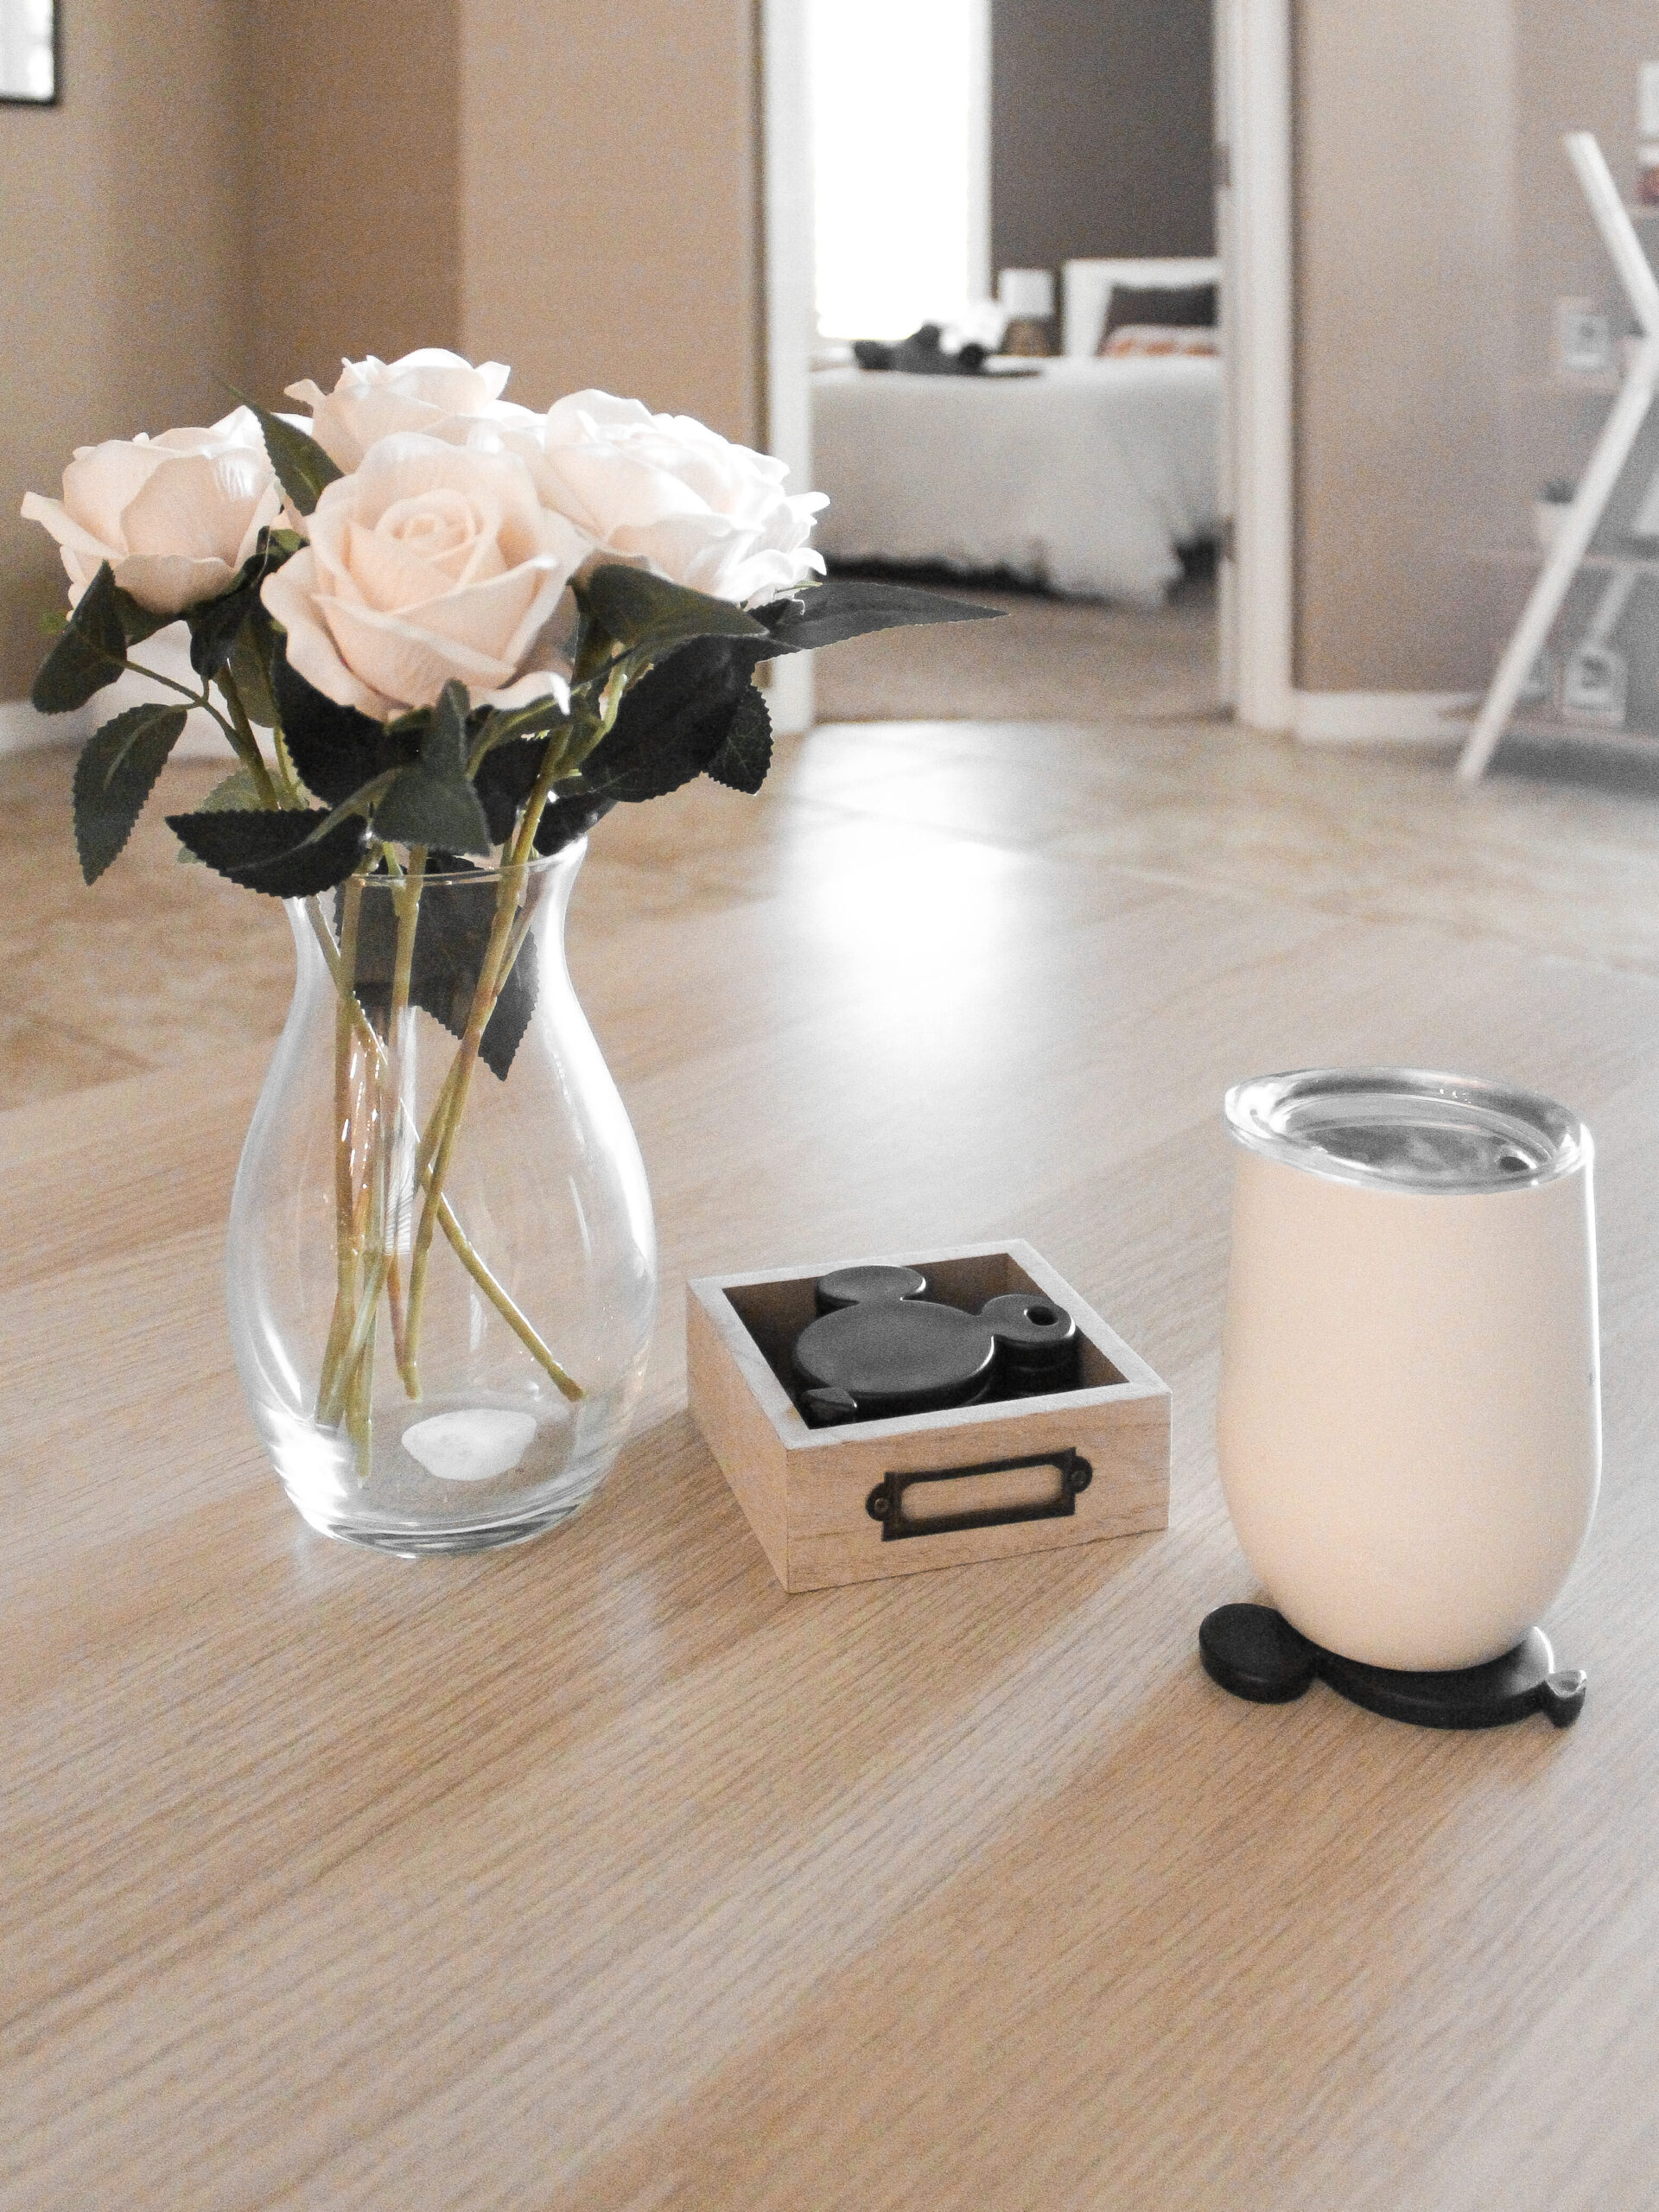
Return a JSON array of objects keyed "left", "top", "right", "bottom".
[{"left": 1224, "top": 1068, "right": 1591, "bottom": 1194}]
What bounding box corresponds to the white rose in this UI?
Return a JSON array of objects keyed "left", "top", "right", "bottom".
[
  {"left": 523, "top": 390, "right": 827, "bottom": 607},
  {"left": 285, "top": 349, "right": 536, "bottom": 473},
  {"left": 261, "top": 432, "right": 590, "bottom": 719},
  {"left": 20, "top": 406, "right": 284, "bottom": 616}
]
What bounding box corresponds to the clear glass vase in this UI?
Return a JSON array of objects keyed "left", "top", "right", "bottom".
[{"left": 227, "top": 840, "right": 657, "bottom": 1553}]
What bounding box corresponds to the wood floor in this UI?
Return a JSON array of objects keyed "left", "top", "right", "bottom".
[
  {"left": 8, "top": 592, "right": 1659, "bottom": 2208},
  {"left": 7, "top": 586, "right": 1659, "bottom": 1120}
]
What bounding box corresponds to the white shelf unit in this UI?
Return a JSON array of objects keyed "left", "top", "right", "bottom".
[{"left": 1459, "top": 135, "right": 1659, "bottom": 782}]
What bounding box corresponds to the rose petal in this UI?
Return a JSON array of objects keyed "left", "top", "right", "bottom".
[
  {"left": 19, "top": 491, "right": 118, "bottom": 568},
  {"left": 119, "top": 452, "right": 268, "bottom": 566},
  {"left": 112, "top": 551, "right": 240, "bottom": 617},
  {"left": 481, "top": 667, "right": 572, "bottom": 711},
  {"left": 264, "top": 550, "right": 396, "bottom": 717},
  {"left": 343, "top": 514, "right": 460, "bottom": 613},
  {"left": 60, "top": 440, "right": 163, "bottom": 549},
  {"left": 320, "top": 596, "right": 518, "bottom": 710}
]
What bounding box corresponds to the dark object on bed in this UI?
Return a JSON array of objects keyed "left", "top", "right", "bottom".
[
  {"left": 1100, "top": 282, "right": 1217, "bottom": 344},
  {"left": 854, "top": 323, "right": 990, "bottom": 375}
]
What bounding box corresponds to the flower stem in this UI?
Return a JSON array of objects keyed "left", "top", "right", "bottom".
[
  {"left": 389, "top": 849, "right": 425, "bottom": 1396},
  {"left": 400, "top": 716, "right": 598, "bottom": 1390},
  {"left": 301, "top": 871, "right": 582, "bottom": 1406},
  {"left": 402, "top": 859, "right": 524, "bottom": 1371},
  {"left": 315, "top": 875, "right": 368, "bottom": 1443},
  {"left": 216, "top": 668, "right": 286, "bottom": 809},
  {"left": 123, "top": 656, "right": 245, "bottom": 751}
]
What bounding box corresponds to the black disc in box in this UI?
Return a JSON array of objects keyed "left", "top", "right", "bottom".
[
  {"left": 1198, "top": 1603, "right": 1586, "bottom": 1729},
  {"left": 814, "top": 1264, "right": 928, "bottom": 1315},
  {"left": 794, "top": 1300, "right": 997, "bottom": 1421}
]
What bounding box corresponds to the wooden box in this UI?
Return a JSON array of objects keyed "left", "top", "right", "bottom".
[{"left": 686, "top": 1240, "right": 1169, "bottom": 1592}]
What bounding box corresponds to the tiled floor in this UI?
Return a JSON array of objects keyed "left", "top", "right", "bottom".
[{"left": 6, "top": 582, "right": 1659, "bottom": 1115}]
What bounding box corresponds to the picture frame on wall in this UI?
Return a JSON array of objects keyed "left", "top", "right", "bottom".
[{"left": 0, "top": 0, "right": 58, "bottom": 105}]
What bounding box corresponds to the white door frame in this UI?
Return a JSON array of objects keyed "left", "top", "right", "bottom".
[
  {"left": 1220, "top": 0, "right": 1295, "bottom": 733},
  {"left": 965, "top": 0, "right": 993, "bottom": 304},
  {"left": 761, "top": 0, "right": 1297, "bottom": 738},
  {"left": 760, "top": 0, "right": 817, "bottom": 735}
]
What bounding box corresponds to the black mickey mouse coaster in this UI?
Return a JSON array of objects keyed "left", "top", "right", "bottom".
[{"left": 1198, "top": 1604, "right": 1586, "bottom": 1730}]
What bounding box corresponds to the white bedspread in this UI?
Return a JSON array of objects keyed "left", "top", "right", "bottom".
[{"left": 810, "top": 356, "right": 1220, "bottom": 603}]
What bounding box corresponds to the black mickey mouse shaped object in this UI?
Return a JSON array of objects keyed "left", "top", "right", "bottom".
[
  {"left": 793, "top": 1271, "right": 1082, "bottom": 1426},
  {"left": 1198, "top": 1603, "right": 1587, "bottom": 1730}
]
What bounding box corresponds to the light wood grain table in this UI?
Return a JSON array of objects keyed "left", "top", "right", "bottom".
[{"left": 4, "top": 760, "right": 1658, "bottom": 2210}]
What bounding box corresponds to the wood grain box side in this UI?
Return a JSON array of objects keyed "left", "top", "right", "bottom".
[
  {"left": 686, "top": 1281, "right": 793, "bottom": 1587},
  {"left": 784, "top": 1387, "right": 1169, "bottom": 1590}
]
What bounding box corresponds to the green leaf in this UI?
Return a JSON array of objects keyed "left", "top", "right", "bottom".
[
  {"left": 578, "top": 564, "right": 766, "bottom": 658},
  {"left": 72, "top": 704, "right": 189, "bottom": 883},
  {"left": 247, "top": 401, "right": 343, "bottom": 517},
  {"left": 31, "top": 563, "right": 129, "bottom": 712},
  {"left": 274, "top": 646, "right": 408, "bottom": 805},
  {"left": 175, "top": 766, "right": 264, "bottom": 861},
  {"left": 578, "top": 634, "right": 766, "bottom": 804},
  {"left": 374, "top": 681, "right": 493, "bottom": 854},
  {"left": 348, "top": 857, "right": 539, "bottom": 1080},
  {"left": 111, "top": 587, "right": 175, "bottom": 648},
  {"left": 184, "top": 531, "right": 292, "bottom": 683},
  {"left": 186, "top": 586, "right": 254, "bottom": 683},
  {"left": 167, "top": 806, "right": 370, "bottom": 895},
  {"left": 227, "top": 601, "right": 280, "bottom": 728},
  {"left": 753, "top": 577, "right": 1001, "bottom": 657},
  {"left": 534, "top": 784, "right": 614, "bottom": 856},
  {"left": 473, "top": 736, "right": 546, "bottom": 844},
  {"left": 199, "top": 766, "right": 266, "bottom": 811},
  {"left": 702, "top": 683, "right": 772, "bottom": 794},
  {"left": 469, "top": 689, "right": 573, "bottom": 758}
]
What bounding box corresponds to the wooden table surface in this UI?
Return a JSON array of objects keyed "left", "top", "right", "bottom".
[{"left": 4, "top": 754, "right": 1658, "bottom": 2210}]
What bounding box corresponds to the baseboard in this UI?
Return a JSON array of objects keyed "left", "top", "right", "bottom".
[{"left": 1292, "top": 690, "right": 1477, "bottom": 745}]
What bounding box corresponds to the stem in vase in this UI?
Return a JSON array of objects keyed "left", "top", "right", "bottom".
[
  {"left": 301, "top": 891, "right": 575, "bottom": 1389},
  {"left": 315, "top": 875, "right": 374, "bottom": 1462},
  {"left": 401, "top": 721, "right": 582, "bottom": 1379},
  {"left": 387, "top": 847, "right": 425, "bottom": 1392},
  {"left": 400, "top": 854, "right": 524, "bottom": 1382}
]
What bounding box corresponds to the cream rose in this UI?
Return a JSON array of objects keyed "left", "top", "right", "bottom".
[
  {"left": 261, "top": 432, "right": 589, "bottom": 718},
  {"left": 285, "top": 349, "right": 536, "bottom": 473},
  {"left": 20, "top": 407, "right": 283, "bottom": 616},
  {"left": 521, "top": 390, "right": 827, "bottom": 607}
]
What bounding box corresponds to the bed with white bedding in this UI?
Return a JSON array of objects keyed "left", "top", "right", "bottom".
[{"left": 810, "top": 255, "right": 1221, "bottom": 604}]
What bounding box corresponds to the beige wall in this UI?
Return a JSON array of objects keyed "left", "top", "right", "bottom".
[
  {"left": 1294, "top": 0, "right": 1659, "bottom": 697},
  {"left": 3, "top": 0, "right": 763, "bottom": 703},
  {"left": 1294, "top": 0, "right": 1516, "bottom": 694},
  {"left": 459, "top": 0, "right": 761, "bottom": 437},
  {"left": 248, "top": 2, "right": 462, "bottom": 402},
  {"left": 1, "top": 0, "right": 251, "bottom": 698},
  {"left": 992, "top": 0, "right": 1214, "bottom": 272}
]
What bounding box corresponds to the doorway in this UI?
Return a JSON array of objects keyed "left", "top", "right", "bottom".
[{"left": 761, "top": 0, "right": 1235, "bottom": 731}]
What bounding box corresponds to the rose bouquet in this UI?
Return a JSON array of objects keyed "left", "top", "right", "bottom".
[{"left": 22, "top": 351, "right": 991, "bottom": 1543}]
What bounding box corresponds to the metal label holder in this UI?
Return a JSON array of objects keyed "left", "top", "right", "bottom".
[{"left": 867, "top": 1448, "right": 1093, "bottom": 1541}]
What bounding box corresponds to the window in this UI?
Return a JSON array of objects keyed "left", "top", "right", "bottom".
[{"left": 808, "top": 0, "right": 989, "bottom": 341}]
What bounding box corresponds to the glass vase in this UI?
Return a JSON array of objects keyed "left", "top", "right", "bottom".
[{"left": 227, "top": 840, "right": 656, "bottom": 1553}]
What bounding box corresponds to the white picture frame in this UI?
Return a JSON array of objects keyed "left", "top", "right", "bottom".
[{"left": 0, "top": 0, "right": 57, "bottom": 105}]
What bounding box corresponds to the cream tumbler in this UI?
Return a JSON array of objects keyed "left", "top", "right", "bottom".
[{"left": 1216, "top": 1070, "right": 1599, "bottom": 1672}]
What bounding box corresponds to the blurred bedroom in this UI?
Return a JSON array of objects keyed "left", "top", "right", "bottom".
[{"left": 791, "top": 0, "right": 1223, "bottom": 729}]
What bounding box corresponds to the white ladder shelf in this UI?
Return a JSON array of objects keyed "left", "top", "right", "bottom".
[{"left": 1459, "top": 132, "right": 1659, "bottom": 784}]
